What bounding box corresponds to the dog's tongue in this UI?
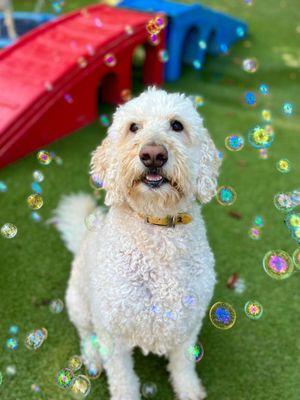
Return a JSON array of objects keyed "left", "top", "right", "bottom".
[{"left": 146, "top": 173, "right": 163, "bottom": 182}]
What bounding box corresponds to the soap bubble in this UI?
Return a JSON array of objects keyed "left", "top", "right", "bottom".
[
  {"left": 254, "top": 215, "right": 264, "bottom": 227},
  {"left": 259, "top": 149, "right": 269, "bottom": 159},
  {"left": 262, "top": 109, "right": 272, "bottom": 121},
  {"left": 68, "top": 355, "right": 82, "bottom": 372},
  {"left": 248, "top": 125, "right": 274, "bottom": 149},
  {"left": 30, "top": 212, "right": 42, "bottom": 222},
  {"left": 220, "top": 43, "right": 229, "bottom": 53},
  {"left": 125, "top": 25, "right": 134, "bottom": 35},
  {"left": 33, "top": 170, "right": 44, "bottom": 183},
  {"left": 51, "top": 0, "right": 64, "bottom": 14},
  {"left": 99, "top": 114, "right": 110, "bottom": 127},
  {"left": 224, "top": 134, "right": 244, "bottom": 151},
  {"left": 276, "top": 159, "right": 291, "bottom": 173},
  {"left": 1, "top": 223, "right": 17, "bottom": 239},
  {"left": 259, "top": 84, "right": 269, "bottom": 95},
  {"left": 158, "top": 49, "right": 169, "bottom": 63},
  {"left": 244, "top": 301, "right": 263, "bottom": 320},
  {"left": 263, "top": 250, "right": 294, "bottom": 280},
  {"left": 163, "top": 310, "right": 178, "bottom": 322},
  {"left": 25, "top": 328, "right": 48, "bottom": 350},
  {"left": 37, "top": 150, "right": 52, "bottom": 165},
  {"left": 104, "top": 53, "right": 117, "bottom": 67},
  {"left": 182, "top": 291, "right": 199, "bottom": 309},
  {"left": 49, "top": 299, "right": 64, "bottom": 314},
  {"left": 27, "top": 194, "right": 43, "bottom": 210},
  {"left": 146, "top": 19, "right": 160, "bottom": 35},
  {"left": 120, "top": 89, "right": 132, "bottom": 102},
  {"left": 31, "top": 182, "right": 42, "bottom": 194},
  {"left": 148, "top": 33, "right": 160, "bottom": 46},
  {"left": 242, "top": 58, "right": 258, "bottom": 73},
  {"left": 77, "top": 56, "right": 87, "bottom": 69},
  {"left": 209, "top": 302, "right": 236, "bottom": 329},
  {"left": 5, "top": 365, "right": 16, "bottom": 377},
  {"left": 6, "top": 338, "right": 18, "bottom": 350},
  {"left": 292, "top": 248, "right": 300, "bottom": 270},
  {"left": 141, "top": 382, "right": 157, "bottom": 398},
  {"left": 85, "top": 211, "right": 100, "bottom": 232},
  {"left": 282, "top": 102, "right": 293, "bottom": 115},
  {"left": 236, "top": 26, "right": 246, "bottom": 37},
  {"left": 198, "top": 40, "right": 207, "bottom": 49},
  {"left": 190, "top": 94, "right": 205, "bottom": 108},
  {"left": 249, "top": 227, "right": 261, "bottom": 240},
  {"left": 216, "top": 186, "right": 237, "bottom": 206},
  {"left": 64, "top": 93, "right": 74, "bottom": 104},
  {"left": 89, "top": 174, "right": 104, "bottom": 190},
  {"left": 285, "top": 212, "right": 300, "bottom": 231},
  {"left": 154, "top": 14, "right": 167, "bottom": 30},
  {"left": 0, "top": 181, "right": 8, "bottom": 192},
  {"left": 56, "top": 368, "right": 74, "bottom": 390},
  {"left": 8, "top": 325, "right": 19, "bottom": 335},
  {"left": 84, "top": 332, "right": 114, "bottom": 362},
  {"left": 274, "top": 192, "right": 295, "bottom": 211},
  {"left": 185, "top": 342, "right": 204, "bottom": 363},
  {"left": 244, "top": 91, "right": 256, "bottom": 106},
  {"left": 31, "top": 384, "right": 41, "bottom": 393},
  {"left": 193, "top": 59, "right": 202, "bottom": 69},
  {"left": 44, "top": 82, "right": 53, "bottom": 92},
  {"left": 85, "top": 363, "right": 102, "bottom": 379},
  {"left": 70, "top": 375, "right": 91, "bottom": 398}
]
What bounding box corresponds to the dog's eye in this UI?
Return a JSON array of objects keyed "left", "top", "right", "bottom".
[
  {"left": 170, "top": 120, "right": 184, "bottom": 132},
  {"left": 129, "top": 123, "right": 139, "bottom": 133}
]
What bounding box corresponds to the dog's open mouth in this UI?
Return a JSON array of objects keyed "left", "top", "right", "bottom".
[{"left": 142, "top": 169, "right": 169, "bottom": 188}]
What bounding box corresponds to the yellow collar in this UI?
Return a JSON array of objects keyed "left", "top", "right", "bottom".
[{"left": 138, "top": 212, "right": 193, "bottom": 228}]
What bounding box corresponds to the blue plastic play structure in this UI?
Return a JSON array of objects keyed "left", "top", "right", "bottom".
[
  {"left": 0, "top": 12, "right": 54, "bottom": 48},
  {"left": 119, "top": 0, "right": 248, "bottom": 81}
]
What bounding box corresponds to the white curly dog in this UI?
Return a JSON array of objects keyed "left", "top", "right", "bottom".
[{"left": 55, "top": 88, "right": 221, "bottom": 400}]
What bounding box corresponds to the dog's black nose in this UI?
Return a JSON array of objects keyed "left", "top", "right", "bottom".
[{"left": 139, "top": 144, "right": 168, "bottom": 168}]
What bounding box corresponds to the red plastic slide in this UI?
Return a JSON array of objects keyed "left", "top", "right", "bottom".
[{"left": 0, "top": 4, "right": 165, "bottom": 168}]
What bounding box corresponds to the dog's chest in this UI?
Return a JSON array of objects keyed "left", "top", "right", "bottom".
[{"left": 90, "top": 219, "right": 215, "bottom": 354}]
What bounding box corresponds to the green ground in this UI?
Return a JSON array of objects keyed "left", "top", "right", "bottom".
[{"left": 1, "top": 0, "right": 300, "bottom": 399}]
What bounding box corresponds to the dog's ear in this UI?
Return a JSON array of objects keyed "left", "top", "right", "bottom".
[
  {"left": 90, "top": 136, "right": 111, "bottom": 183},
  {"left": 195, "top": 129, "right": 221, "bottom": 204}
]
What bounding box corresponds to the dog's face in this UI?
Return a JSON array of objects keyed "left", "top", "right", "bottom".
[{"left": 91, "top": 88, "right": 221, "bottom": 216}]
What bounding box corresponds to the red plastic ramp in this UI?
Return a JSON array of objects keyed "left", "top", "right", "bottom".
[{"left": 0, "top": 4, "right": 165, "bottom": 168}]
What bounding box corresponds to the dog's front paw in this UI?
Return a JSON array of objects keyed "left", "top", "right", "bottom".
[{"left": 172, "top": 372, "right": 207, "bottom": 400}]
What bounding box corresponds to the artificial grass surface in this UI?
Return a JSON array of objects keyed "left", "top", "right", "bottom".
[{"left": 1, "top": 0, "right": 300, "bottom": 399}]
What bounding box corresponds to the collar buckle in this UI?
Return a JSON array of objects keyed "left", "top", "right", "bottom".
[{"left": 167, "top": 215, "right": 176, "bottom": 228}]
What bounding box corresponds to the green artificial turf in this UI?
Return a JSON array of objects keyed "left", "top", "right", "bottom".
[{"left": 1, "top": 0, "right": 300, "bottom": 399}]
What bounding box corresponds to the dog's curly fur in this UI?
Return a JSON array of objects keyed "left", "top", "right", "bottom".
[{"left": 55, "top": 88, "right": 221, "bottom": 400}]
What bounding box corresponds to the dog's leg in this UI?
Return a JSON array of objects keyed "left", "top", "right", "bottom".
[
  {"left": 98, "top": 333, "right": 141, "bottom": 400},
  {"left": 167, "top": 332, "right": 207, "bottom": 400},
  {"left": 66, "top": 276, "right": 101, "bottom": 370}
]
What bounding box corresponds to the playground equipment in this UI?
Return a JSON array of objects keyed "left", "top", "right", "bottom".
[
  {"left": 119, "top": 0, "right": 248, "bottom": 81},
  {"left": 0, "top": 4, "right": 165, "bottom": 168},
  {"left": 0, "top": 1, "right": 247, "bottom": 168},
  {"left": 0, "top": 0, "right": 17, "bottom": 42},
  {"left": 0, "top": 11, "right": 54, "bottom": 48}
]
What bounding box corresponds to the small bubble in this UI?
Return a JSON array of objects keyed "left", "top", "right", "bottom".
[
  {"left": 141, "top": 382, "right": 157, "bottom": 398},
  {"left": 27, "top": 194, "right": 43, "bottom": 210},
  {"left": 242, "top": 58, "right": 258, "bottom": 73},
  {"left": 244, "top": 300, "right": 263, "bottom": 320},
  {"left": 282, "top": 102, "right": 294, "bottom": 115},
  {"left": 37, "top": 150, "right": 52, "bottom": 165},
  {"left": 1, "top": 223, "right": 17, "bottom": 239},
  {"left": 6, "top": 338, "right": 18, "bottom": 350},
  {"left": 216, "top": 186, "right": 237, "bottom": 206},
  {"left": 158, "top": 49, "right": 169, "bottom": 63},
  {"left": 104, "top": 53, "right": 117, "bottom": 67}
]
